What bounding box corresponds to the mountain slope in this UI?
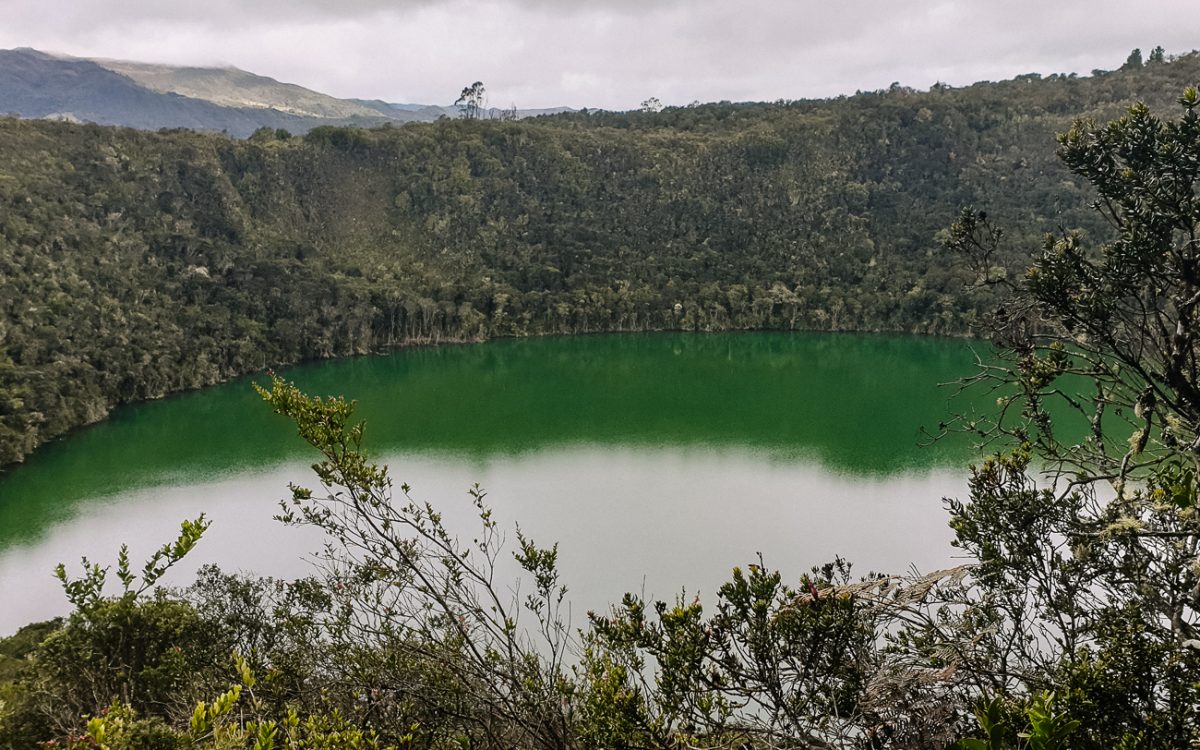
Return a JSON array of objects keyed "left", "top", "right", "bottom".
[
  {"left": 0, "top": 49, "right": 250, "bottom": 127},
  {"left": 95, "top": 58, "right": 406, "bottom": 120},
  {"left": 0, "top": 48, "right": 406, "bottom": 136},
  {"left": 2, "top": 52, "right": 1199, "bottom": 467},
  {"left": 0, "top": 48, "right": 572, "bottom": 135}
]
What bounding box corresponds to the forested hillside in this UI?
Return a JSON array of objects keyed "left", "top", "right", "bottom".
[{"left": 2, "top": 52, "right": 1198, "bottom": 466}]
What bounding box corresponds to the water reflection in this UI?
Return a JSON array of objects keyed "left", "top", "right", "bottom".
[
  {"left": 0, "top": 333, "right": 987, "bottom": 635},
  {"left": 0, "top": 448, "right": 964, "bottom": 635}
]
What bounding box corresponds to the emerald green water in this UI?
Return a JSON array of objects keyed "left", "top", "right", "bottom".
[{"left": 0, "top": 333, "right": 991, "bottom": 634}]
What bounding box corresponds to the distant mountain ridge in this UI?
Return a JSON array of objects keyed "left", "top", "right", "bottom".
[{"left": 0, "top": 48, "right": 572, "bottom": 136}]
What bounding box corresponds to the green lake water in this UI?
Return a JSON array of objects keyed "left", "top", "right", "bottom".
[{"left": 0, "top": 332, "right": 993, "bottom": 634}]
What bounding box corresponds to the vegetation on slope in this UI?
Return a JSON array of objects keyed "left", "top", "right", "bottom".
[
  {"left": 2, "top": 51, "right": 1199, "bottom": 467},
  {"left": 1, "top": 79, "right": 1200, "bottom": 749}
]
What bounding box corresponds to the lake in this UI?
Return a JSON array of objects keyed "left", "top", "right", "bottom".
[{"left": 0, "top": 332, "right": 991, "bottom": 635}]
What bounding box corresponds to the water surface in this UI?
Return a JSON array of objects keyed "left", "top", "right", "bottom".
[{"left": 0, "top": 333, "right": 990, "bottom": 634}]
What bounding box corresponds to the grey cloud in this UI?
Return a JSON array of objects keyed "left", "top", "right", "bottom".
[{"left": 1, "top": 0, "right": 684, "bottom": 32}]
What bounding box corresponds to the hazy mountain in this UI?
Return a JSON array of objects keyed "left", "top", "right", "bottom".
[
  {"left": 0, "top": 48, "right": 572, "bottom": 136},
  {"left": 95, "top": 58, "right": 399, "bottom": 120}
]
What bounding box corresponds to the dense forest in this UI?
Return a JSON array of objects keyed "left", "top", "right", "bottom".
[
  {"left": 4, "top": 88, "right": 1200, "bottom": 747},
  {"left": 2, "top": 47, "right": 1200, "bottom": 749},
  {"left": 2, "top": 51, "right": 1198, "bottom": 466}
]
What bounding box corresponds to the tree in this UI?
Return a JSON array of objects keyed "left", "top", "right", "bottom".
[
  {"left": 639, "top": 96, "right": 663, "bottom": 113},
  {"left": 456, "top": 81, "right": 487, "bottom": 120},
  {"left": 0, "top": 517, "right": 215, "bottom": 744},
  {"left": 256, "top": 376, "right": 576, "bottom": 750},
  {"left": 1122, "top": 47, "right": 1143, "bottom": 70},
  {"left": 948, "top": 89, "right": 1200, "bottom": 491},
  {"left": 1149, "top": 45, "right": 1167, "bottom": 64},
  {"left": 940, "top": 89, "right": 1200, "bottom": 749},
  {"left": 586, "top": 559, "right": 973, "bottom": 749}
]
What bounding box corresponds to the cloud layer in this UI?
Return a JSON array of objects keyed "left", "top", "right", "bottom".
[{"left": 0, "top": 0, "right": 1194, "bottom": 109}]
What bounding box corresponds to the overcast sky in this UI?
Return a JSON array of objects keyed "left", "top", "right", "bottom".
[{"left": 1, "top": 0, "right": 1197, "bottom": 110}]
